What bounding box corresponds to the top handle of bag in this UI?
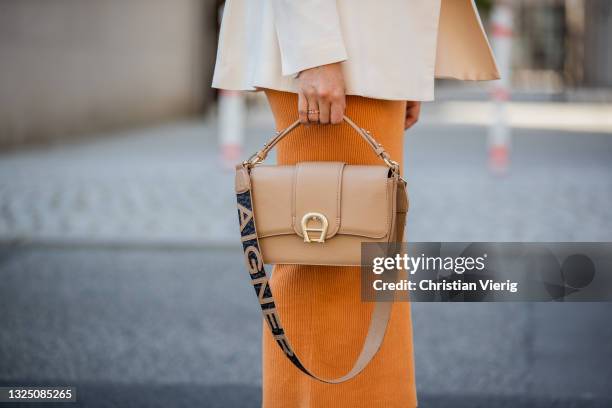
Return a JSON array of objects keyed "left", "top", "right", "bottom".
[{"left": 242, "top": 115, "right": 400, "bottom": 175}]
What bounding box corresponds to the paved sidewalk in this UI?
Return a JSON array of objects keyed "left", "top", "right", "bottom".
[
  {"left": 0, "top": 118, "right": 250, "bottom": 246},
  {"left": 423, "top": 101, "right": 612, "bottom": 133},
  {"left": 1, "top": 102, "right": 612, "bottom": 246},
  {"left": 1, "top": 246, "right": 611, "bottom": 407},
  {"left": 1, "top": 102, "right": 612, "bottom": 407}
]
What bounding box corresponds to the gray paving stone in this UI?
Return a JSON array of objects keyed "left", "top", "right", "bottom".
[
  {"left": 1, "top": 115, "right": 612, "bottom": 246},
  {"left": 0, "top": 246, "right": 610, "bottom": 406},
  {"left": 0, "top": 114, "right": 611, "bottom": 406}
]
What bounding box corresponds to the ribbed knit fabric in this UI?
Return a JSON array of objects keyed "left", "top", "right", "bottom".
[{"left": 262, "top": 89, "right": 417, "bottom": 408}]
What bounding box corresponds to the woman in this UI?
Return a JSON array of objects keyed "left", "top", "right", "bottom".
[{"left": 213, "top": 1, "right": 499, "bottom": 407}]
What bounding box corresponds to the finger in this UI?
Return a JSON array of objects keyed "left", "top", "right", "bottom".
[
  {"left": 405, "top": 116, "right": 416, "bottom": 130},
  {"left": 405, "top": 111, "right": 418, "bottom": 129},
  {"left": 330, "top": 92, "right": 345, "bottom": 125},
  {"left": 404, "top": 102, "right": 421, "bottom": 129},
  {"left": 318, "top": 96, "right": 331, "bottom": 124},
  {"left": 412, "top": 101, "right": 421, "bottom": 120},
  {"left": 298, "top": 92, "right": 308, "bottom": 124},
  {"left": 305, "top": 89, "right": 319, "bottom": 124}
]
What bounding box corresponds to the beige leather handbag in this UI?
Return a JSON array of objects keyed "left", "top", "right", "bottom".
[{"left": 235, "top": 116, "right": 408, "bottom": 383}]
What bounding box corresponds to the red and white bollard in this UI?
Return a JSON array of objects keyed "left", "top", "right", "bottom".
[
  {"left": 488, "top": 1, "right": 514, "bottom": 175},
  {"left": 218, "top": 90, "right": 245, "bottom": 169}
]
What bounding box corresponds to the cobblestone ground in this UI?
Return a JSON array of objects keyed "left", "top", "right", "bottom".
[
  {"left": 0, "top": 120, "right": 240, "bottom": 246},
  {"left": 1, "top": 106, "right": 612, "bottom": 245},
  {"left": 1, "top": 247, "right": 611, "bottom": 407},
  {"left": 1, "top": 106, "right": 612, "bottom": 407}
]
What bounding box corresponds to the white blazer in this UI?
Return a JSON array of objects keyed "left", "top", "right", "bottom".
[{"left": 212, "top": 0, "right": 500, "bottom": 101}]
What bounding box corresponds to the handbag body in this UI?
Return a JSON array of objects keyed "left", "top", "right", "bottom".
[{"left": 235, "top": 115, "right": 408, "bottom": 383}]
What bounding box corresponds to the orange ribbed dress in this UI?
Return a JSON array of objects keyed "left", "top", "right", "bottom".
[{"left": 262, "top": 89, "right": 417, "bottom": 408}]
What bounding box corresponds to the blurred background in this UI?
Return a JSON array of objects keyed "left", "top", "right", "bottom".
[{"left": 1, "top": 0, "right": 611, "bottom": 407}]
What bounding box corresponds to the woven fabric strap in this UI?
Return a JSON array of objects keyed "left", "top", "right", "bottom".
[{"left": 236, "top": 168, "right": 392, "bottom": 384}]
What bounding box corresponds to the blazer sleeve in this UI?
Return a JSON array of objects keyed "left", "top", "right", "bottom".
[{"left": 271, "top": 0, "right": 348, "bottom": 76}]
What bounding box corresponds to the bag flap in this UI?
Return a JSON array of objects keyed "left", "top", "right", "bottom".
[
  {"left": 293, "top": 162, "right": 344, "bottom": 238},
  {"left": 250, "top": 162, "right": 391, "bottom": 239},
  {"left": 339, "top": 165, "right": 392, "bottom": 238}
]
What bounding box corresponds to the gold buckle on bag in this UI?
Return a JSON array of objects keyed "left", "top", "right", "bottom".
[{"left": 301, "top": 212, "right": 328, "bottom": 243}]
